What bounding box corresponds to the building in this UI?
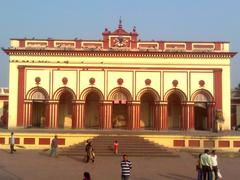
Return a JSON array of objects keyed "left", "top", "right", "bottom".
[
  {"left": 2, "top": 21, "right": 236, "bottom": 130},
  {"left": 0, "top": 87, "right": 9, "bottom": 127}
]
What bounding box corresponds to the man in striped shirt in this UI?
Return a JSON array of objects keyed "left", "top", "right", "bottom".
[{"left": 121, "top": 154, "right": 132, "bottom": 180}]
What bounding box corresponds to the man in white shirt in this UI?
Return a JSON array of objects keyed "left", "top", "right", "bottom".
[
  {"left": 211, "top": 150, "right": 218, "bottom": 180},
  {"left": 200, "top": 149, "right": 212, "bottom": 180}
]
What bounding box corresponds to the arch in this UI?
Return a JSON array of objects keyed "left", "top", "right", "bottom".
[
  {"left": 80, "top": 87, "right": 104, "bottom": 101},
  {"left": 53, "top": 87, "right": 77, "bottom": 100},
  {"left": 136, "top": 87, "right": 160, "bottom": 101},
  {"left": 190, "top": 89, "right": 214, "bottom": 102},
  {"left": 108, "top": 87, "right": 133, "bottom": 101},
  {"left": 26, "top": 86, "right": 49, "bottom": 100},
  {"left": 164, "top": 88, "right": 187, "bottom": 102}
]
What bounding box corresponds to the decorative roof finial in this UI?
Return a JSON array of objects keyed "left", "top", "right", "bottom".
[
  {"left": 118, "top": 17, "right": 122, "bottom": 29},
  {"left": 133, "top": 26, "right": 136, "bottom": 32}
]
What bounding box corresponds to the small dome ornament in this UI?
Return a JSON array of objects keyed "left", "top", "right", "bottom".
[
  {"left": 62, "top": 77, "right": 68, "bottom": 85},
  {"left": 199, "top": 80, "right": 205, "bottom": 87},
  {"left": 35, "top": 77, "right": 41, "bottom": 85},
  {"left": 117, "top": 78, "right": 124, "bottom": 85},
  {"left": 172, "top": 80, "right": 178, "bottom": 87},
  {"left": 145, "top": 79, "right": 151, "bottom": 86},
  {"left": 89, "top": 77, "right": 95, "bottom": 85}
]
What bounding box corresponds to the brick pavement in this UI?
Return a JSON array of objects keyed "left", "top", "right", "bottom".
[{"left": 0, "top": 148, "right": 238, "bottom": 180}]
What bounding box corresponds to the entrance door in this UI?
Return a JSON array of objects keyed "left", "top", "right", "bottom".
[
  {"left": 194, "top": 104, "right": 207, "bottom": 130},
  {"left": 140, "top": 93, "right": 154, "bottom": 129},
  {"left": 85, "top": 92, "right": 100, "bottom": 128},
  {"left": 112, "top": 104, "right": 128, "bottom": 128},
  {"left": 168, "top": 93, "right": 181, "bottom": 129},
  {"left": 32, "top": 101, "right": 45, "bottom": 127},
  {"left": 59, "top": 91, "right": 73, "bottom": 128}
]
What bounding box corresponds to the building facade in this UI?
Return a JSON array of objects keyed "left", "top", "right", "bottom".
[
  {"left": 3, "top": 21, "right": 236, "bottom": 130},
  {"left": 0, "top": 88, "right": 9, "bottom": 127}
]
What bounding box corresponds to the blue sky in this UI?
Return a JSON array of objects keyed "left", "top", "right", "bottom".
[{"left": 0, "top": 0, "right": 239, "bottom": 88}]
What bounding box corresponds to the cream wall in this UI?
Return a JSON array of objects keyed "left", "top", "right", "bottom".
[
  {"left": 26, "top": 69, "right": 50, "bottom": 94},
  {"left": 8, "top": 54, "right": 232, "bottom": 129},
  {"left": 135, "top": 71, "right": 161, "bottom": 97},
  {"left": 163, "top": 72, "right": 188, "bottom": 96},
  {"left": 107, "top": 71, "right": 133, "bottom": 96},
  {"left": 190, "top": 72, "right": 214, "bottom": 95},
  {"left": 79, "top": 70, "right": 105, "bottom": 98}
]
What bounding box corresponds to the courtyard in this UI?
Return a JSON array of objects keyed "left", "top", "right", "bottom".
[{"left": 0, "top": 148, "right": 238, "bottom": 180}]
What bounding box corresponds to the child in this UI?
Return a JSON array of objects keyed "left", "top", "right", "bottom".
[{"left": 114, "top": 140, "right": 119, "bottom": 154}]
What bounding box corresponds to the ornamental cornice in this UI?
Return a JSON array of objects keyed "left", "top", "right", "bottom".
[{"left": 2, "top": 48, "right": 236, "bottom": 58}]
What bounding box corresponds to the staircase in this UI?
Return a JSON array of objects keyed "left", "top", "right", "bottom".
[{"left": 59, "top": 135, "right": 178, "bottom": 157}]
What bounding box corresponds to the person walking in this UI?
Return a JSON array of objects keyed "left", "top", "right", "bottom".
[
  {"left": 211, "top": 150, "right": 218, "bottom": 180},
  {"left": 85, "top": 140, "right": 95, "bottom": 163},
  {"left": 196, "top": 153, "right": 203, "bottom": 180},
  {"left": 50, "top": 135, "right": 58, "bottom": 157},
  {"left": 114, "top": 140, "right": 119, "bottom": 155},
  {"left": 121, "top": 154, "right": 132, "bottom": 180},
  {"left": 10, "top": 132, "right": 16, "bottom": 154},
  {"left": 200, "top": 149, "right": 213, "bottom": 180},
  {"left": 83, "top": 171, "right": 91, "bottom": 180}
]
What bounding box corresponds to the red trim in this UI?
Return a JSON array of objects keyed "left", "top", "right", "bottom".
[
  {"left": 19, "top": 40, "right": 25, "bottom": 47},
  {"left": 3, "top": 48, "right": 236, "bottom": 58},
  {"left": 173, "top": 140, "right": 185, "bottom": 147},
  {"left": 39, "top": 138, "right": 50, "bottom": 145},
  {"left": 214, "top": 69, "right": 222, "bottom": 109},
  {"left": 17, "top": 66, "right": 25, "bottom": 126},
  {"left": 218, "top": 141, "right": 230, "bottom": 147},
  {"left": 0, "top": 138, "right": 5, "bottom": 144},
  {"left": 57, "top": 138, "right": 65, "bottom": 145},
  {"left": 189, "top": 140, "right": 200, "bottom": 147},
  {"left": 0, "top": 96, "right": 8, "bottom": 100},
  {"left": 24, "top": 138, "right": 35, "bottom": 144},
  {"left": 233, "top": 141, "right": 240, "bottom": 147}
]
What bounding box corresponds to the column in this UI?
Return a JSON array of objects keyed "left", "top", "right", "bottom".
[
  {"left": 207, "top": 102, "right": 215, "bottom": 130},
  {"left": 17, "top": 65, "right": 25, "bottom": 126},
  {"left": 160, "top": 102, "right": 168, "bottom": 129},
  {"left": 214, "top": 69, "right": 222, "bottom": 109},
  {"left": 24, "top": 100, "right": 32, "bottom": 127},
  {"left": 188, "top": 102, "right": 195, "bottom": 130},
  {"left": 131, "top": 101, "right": 140, "bottom": 129},
  {"left": 154, "top": 102, "right": 161, "bottom": 130},
  {"left": 74, "top": 100, "right": 85, "bottom": 128},
  {"left": 48, "top": 100, "right": 59, "bottom": 128},
  {"left": 101, "top": 101, "right": 112, "bottom": 129}
]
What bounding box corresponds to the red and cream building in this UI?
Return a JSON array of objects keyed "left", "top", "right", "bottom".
[{"left": 3, "top": 21, "right": 236, "bottom": 130}]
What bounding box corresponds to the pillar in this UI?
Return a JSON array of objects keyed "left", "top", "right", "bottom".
[
  {"left": 48, "top": 100, "right": 58, "bottom": 128},
  {"left": 188, "top": 102, "right": 195, "bottom": 130},
  {"left": 131, "top": 101, "right": 140, "bottom": 129},
  {"left": 154, "top": 102, "right": 161, "bottom": 130},
  {"left": 101, "top": 101, "right": 112, "bottom": 129},
  {"left": 74, "top": 100, "right": 85, "bottom": 128},
  {"left": 17, "top": 65, "right": 25, "bottom": 126},
  {"left": 24, "top": 100, "right": 32, "bottom": 127},
  {"left": 160, "top": 102, "right": 168, "bottom": 129},
  {"left": 207, "top": 102, "right": 215, "bottom": 130}
]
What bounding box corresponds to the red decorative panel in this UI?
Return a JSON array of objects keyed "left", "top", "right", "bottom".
[
  {"left": 19, "top": 40, "right": 25, "bottom": 47},
  {"left": 188, "top": 140, "right": 200, "bottom": 147},
  {"left": 82, "top": 43, "right": 102, "bottom": 47},
  {"left": 218, "top": 141, "right": 230, "bottom": 147},
  {"left": 172, "top": 80, "right": 178, "bottom": 87},
  {"left": 89, "top": 77, "right": 95, "bottom": 85},
  {"left": 186, "top": 42, "right": 192, "bottom": 50},
  {"left": 199, "top": 80, "right": 205, "bottom": 87},
  {"left": 9, "top": 138, "right": 20, "bottom": 144},
  {"left": 166, "top": 44, "right": 185, "bottom": 48},
  {"left": 214, "top": 42, "right": 221, "bottom": 50},
  {"left": 24, "top": 138, "right": 35, "bottom": 145},
  {"left": 62, "top": 77, "right": 68, "bottom": 85},
  {"left": 57, "top": 138, "right": 65, "bottom": 145},
  {"left": 48, "top": 40, "right": 54, "bottom": 48},
  {"left": 35, "top": 77, "right": 41, "bottom": 85},
  {"left": 117, "top": 78, "right": 124, "bottom": 85},
  {"left": 173, "top": 140, "right": 185, "bottom": 147},
  {"left": 203, "top": 140, "right": 215, "bottom": 148},
  {"left": 145, "top": 79, "right": 151, "bottom": 86},
  {"left": 233, "top": 141, "right": 240, "bottom": 147},
  {"left": 39, "top": 138, "right": 50, "bottom": 145},
  {"left": 193, "top": 44, "right": 214, "bottom": 48},
  {"left": 138, "top": 44, "right": 158, "bottom": 48},
  {"left": 0, "top": 138, "right": 5, "bottom": 144}
]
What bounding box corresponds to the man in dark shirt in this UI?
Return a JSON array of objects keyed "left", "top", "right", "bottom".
[
  {"left": 50, "top": 135, "right": 58, "bottom": 157},
  {"left": 121, "top": 154, "right": 132, "bottom": 180}
]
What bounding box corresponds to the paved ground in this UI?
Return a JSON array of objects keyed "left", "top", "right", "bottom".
[{"left": 0, "top": 148, "right": 238, "bottom": 180}]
